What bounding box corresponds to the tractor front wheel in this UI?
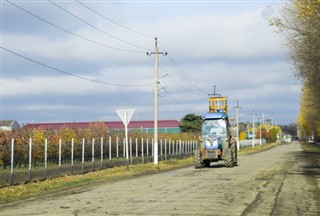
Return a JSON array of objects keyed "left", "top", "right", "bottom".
[{"left": 194, "top": 150, "right": 204, "bottom": 169}]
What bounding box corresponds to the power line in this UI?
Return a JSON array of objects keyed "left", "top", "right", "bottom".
[
  {"left": 1, "top": 46, "right": 154, "bottom": 87},
  {"left": 167, "top": 54, "right": 209, "bottom": 94},
  {"left": 148, "top": 44, "right": 205, "bottom": 96},
  {"left": 159, "top": 83, "right": 192, "bottom": 113},
  {"left": 76, "top": 0, "right": 154, "bottom": 39},
  {"left": 6, "top": 0, "right": 146, "bottom": 54},
  {"left": 158, "top": 64, "right": 202, "bottom": 96},
  {"left": 158, "top": 42, "right": 209, "bottom": 94},
  {"left": 149, "top": 52, "right": 200, "bottom": 112},
  {"left": 48, "top": 0, "right": 149, "bottom": 51},
  {"left": 148, "top": 54, "right": 197, "bottom": 96}
]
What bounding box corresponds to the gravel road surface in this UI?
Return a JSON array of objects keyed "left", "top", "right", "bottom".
[{"left": 1, "top": 142, "right": 319, "bottom": 216}]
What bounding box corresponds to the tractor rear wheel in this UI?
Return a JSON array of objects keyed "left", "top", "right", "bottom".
[
  {"left": 224, "top": 148, "right": 233, "bottom": 168},
  {"left": 231, "top": 141, "right": 238, "bottom": 166},
  {"left": 194, "top": 150, "right": 204, "bottom": 169}
]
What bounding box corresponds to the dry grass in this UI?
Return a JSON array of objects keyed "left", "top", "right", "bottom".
[
  {"left": 300, "top": 142, "right": 320, "bottom": 152},
  {"left": 0, "top": 158, "right": 193, "bottom": 204},
  {"left": 238, "top": 142, "right": 279, "bottom": 155}
]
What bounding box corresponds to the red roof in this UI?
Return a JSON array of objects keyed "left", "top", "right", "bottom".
[{"left": 23, "top": 120, "right": 180, "bottom": 130}]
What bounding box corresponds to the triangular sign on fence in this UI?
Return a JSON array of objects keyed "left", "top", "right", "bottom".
[{"left": 116, "top": 109, "right": 135, "bottom": 126}]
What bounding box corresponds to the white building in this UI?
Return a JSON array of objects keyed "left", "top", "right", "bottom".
[{"left": 0, "top": 120, "right": 20, "bottom": 131}]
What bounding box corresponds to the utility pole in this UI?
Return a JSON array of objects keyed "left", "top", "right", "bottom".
[
  {"left": 233, "top": 101, "right": 242, "bottom": 151},
  {"left": 252, "top": 110, "right": 256, "bottom": 147},
  {"left": 259, "top": 115, "right": 262, "bottom": 145},
  {"left": 147, "top": 38, "right": 167, "bottom": 165},
  {"left": 271, "top": 113, "right": 274, "bottom": 126}
]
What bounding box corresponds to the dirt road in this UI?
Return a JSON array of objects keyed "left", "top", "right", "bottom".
[{"left": 1, "top": 142, "right": 320, "bottom": 216}]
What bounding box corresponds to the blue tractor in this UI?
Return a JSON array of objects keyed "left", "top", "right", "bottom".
[{"left": 194, "top": 91, "right": 237, "bottom": 168}]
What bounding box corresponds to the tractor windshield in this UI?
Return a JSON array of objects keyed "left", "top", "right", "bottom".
[{"left": 202, "top": 119, "right": 227, "bottom": 138}]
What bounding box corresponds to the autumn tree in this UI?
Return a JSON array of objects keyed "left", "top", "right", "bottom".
[{"left": 270, "top": 0, "right": 320, "bottom": 141}]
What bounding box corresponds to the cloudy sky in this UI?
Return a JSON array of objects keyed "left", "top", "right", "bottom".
[{"left": 1, "top": 0, "right": 300, "bottom": 126}]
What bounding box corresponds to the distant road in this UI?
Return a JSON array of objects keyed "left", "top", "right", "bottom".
[{"left": 2, "top": 142, "right": 320, "bottom": 216}]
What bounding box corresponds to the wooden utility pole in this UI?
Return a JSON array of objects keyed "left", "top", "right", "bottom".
[
  {"left": 233, "top": 101, "right": 242, "bottom": 150},
  {"left": 147, "top": 38, "right": 167, "bottom": 165},
  {"left": 252, "top": 110, "right": 256, "bottom": 147}
]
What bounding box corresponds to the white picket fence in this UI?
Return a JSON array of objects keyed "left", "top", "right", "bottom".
[{"left": 1, "top": 137, "right": 198, "bottom": 186}]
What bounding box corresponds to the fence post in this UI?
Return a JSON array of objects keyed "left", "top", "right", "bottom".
[
  {"left": 116, "top": 136, "right": 119, "bottom": 166},
  {"left": 71, "top": 138, "right": 74, "bottom": 175},
  {"left": 187, "top": 141, "right": 189, "bottom": 156},
  {"left": 109, "top": 136, "right": 112, "bottom": 168},
  {"left": 101, "top": 137, "right": 104, "bottom": 169},
  {"left": 141, "top": 137, "right": 144, "bottom": 164},
  {"left": 136, "top": 138, "right": 138, "bottom": 158},
  {"left": 44, "top": 138, "right": 48, "bottom": 179},
  {"left": 82, "top": 138, "right": 85, "bottom": 174},
  {"left": 10, "top": 139, "right": 14, "bottom": 186},
  {"left": 175, "top": 140, "right": 177, "bottom": 156},
  {"left": 182, "top": 140, "right": 185, "bottom": 157},
  {"left": 59, "top": 139, "right": 62, "bottom": 175},
  {"left": 151, "top": 138, "right": 154, "bottom": 157},
  {"left": 171, "top": 140, "right": 174, "bottom": 156},
  {"left": 123, "top": 138, "right": 125, "bottom": 158},
  {"left": 185, "top": 140, "right": 188, "bottom": 156},
  {"left": 192, "top": 140, "right": 195, "bottom": 152},
  {"left": 146, "top": 138, "right": 149, "bottom": 156},
  {"left": 28, "top": 138, "right": 32, "bottom": 182},
  {"left": 160, "top": 139, "right": 163, "bottom": 161},
  {"left": 192, "top": 140, "right": 194, "bottom": 153},
  {"left": 165, "top": 139, "right": 167, "bottom": 161},
  {"left": 130, "top": 137, "right": 132, "bottom": 165},
  {"left": 173, "top": 140, "right": 175, "bottom": 157},
  {"left": 179, "top": 140, "right": 182, "bottom": 158},
  {"left": 92, "top": 138, "right": 95, "bottom": 171}
]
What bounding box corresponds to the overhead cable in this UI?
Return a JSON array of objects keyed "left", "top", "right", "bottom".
[
  {"left": 1, "top": 46, "right": 154, "bottom": 87},
  {"left": 158, "top": 64, "right": 202, "bottom": 96},
  {"left": 48, "top": 0, "right": 149, "bottom": 51},
  {"left": 167, "top": 54, "right": 209, "bottom": 94},
  {"left": 6, "top": 0, "right": 147, "bottom": 54},
  {"left": 147, "top": 54, "right": 193, "bottom": 112},
  {"left": 76, "top": 0, "right": 154, "bottom": 39},
  {"left": 159, "top": 83, "right": 192, "bottom": 113},
  {"left": 158, "top": 42, "right": 210, "bottom": 94}
]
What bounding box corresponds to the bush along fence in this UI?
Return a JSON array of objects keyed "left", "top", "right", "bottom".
[{"left": 0, "top": 136, "right": 198, "bottom": 186}]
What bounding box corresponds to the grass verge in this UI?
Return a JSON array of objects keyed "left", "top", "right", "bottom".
[
  {"left": 0, "top": 158, "right": 193, "bottom": 205},
  {"left": 238, "top": 142, "right": 279, "bottom": 155},
  {"left": 300, "top": 142, "right": 320, "bottom": 152}
]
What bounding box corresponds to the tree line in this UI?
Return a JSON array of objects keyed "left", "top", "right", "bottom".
[{"left": 270, "top": 0, "right": 320, "bottom": 141}]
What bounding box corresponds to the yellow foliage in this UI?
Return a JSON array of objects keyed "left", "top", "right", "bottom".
[
  {"left": 294, "top": 0, "right": 320, "bottom": 17},
  {"left": 59, "top": 127, "right": 78, "bottom": 143}
]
